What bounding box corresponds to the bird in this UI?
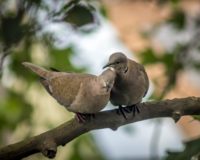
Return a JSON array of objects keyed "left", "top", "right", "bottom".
[
  {"left": 103, "top": 52, "right": 149, "bottom": 119},
  {"left": 22, "top": 62, "right": 116, "bottom": 122}
]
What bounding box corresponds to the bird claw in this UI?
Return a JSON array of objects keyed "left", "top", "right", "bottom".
[
  {"left": 116, "top": 105, "right": 128, "bottom": 120},
  {"left": 127, "top": 104, "right": 140, "bottom": 116},
  {"left": 75, "top": 113, "right": 95, "bottom": 123},
  {"left": 116, "top": 104, "right": 140, "bottom": 119},
  {"left": 76, "top": 113, "right": 86, "bottom": 123}
]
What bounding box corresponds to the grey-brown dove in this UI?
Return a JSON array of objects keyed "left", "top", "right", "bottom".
[
  {"left": 103, "top": 52, "right": 149, "bottom": 119},
  {"left": 22, "top": 62, "right": 116, "bottom": 122}
]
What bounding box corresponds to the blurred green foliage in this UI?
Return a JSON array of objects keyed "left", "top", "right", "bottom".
[
  {"left": 166, "top": 137, "right": 200, "bottom": 160},
  {"left": 157, "top": 0, "right": 180, "bottom": 6},
  {"left": 167, "top": 9, "right": 186, "bottom": 30},
  {"left": 69, "top": 133, "right": 105, "bottom": 160},
  {"left": 48, "top": 46, "right": 86, "bottom": 73},
  {"left": 0, "top": 0, "right": 200, "bottom": 159},
  {"left": 64, "top": 5, "right": 95, "bottom": 28},
  {"left": 138, "top": 1, "right": 200, "bottom": 159},
  {"left": 0, "top": 0, "right": 105, "bottom": 159},
  {"left": 0, "top": 89, "right": 32, "bottom": 130},
  {"left": 139, "top": 45, "right": 184, "bottom": 100},
  {"left": 193, "top": 115, "right": 200, "bottom": 121}
]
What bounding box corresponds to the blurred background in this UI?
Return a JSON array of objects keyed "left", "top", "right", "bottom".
[{"left": 0, "top": 0, "right": 200, "bottom": 159}]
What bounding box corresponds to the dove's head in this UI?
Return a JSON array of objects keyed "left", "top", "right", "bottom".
[
  {"left": 99, "top": 69, "right": 116, "bottom": 92},
  {"left": 103, "top": 52, "right": 128, "bottom": 74}
]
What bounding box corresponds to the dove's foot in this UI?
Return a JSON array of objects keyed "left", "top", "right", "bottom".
[
  {"left": 116, "top": 105, "right": 129, "bottom": 119},
  {"left": 127, "top": 104, "right": 140, "bottom": 116},
  {"left": 75, "top": 113, "right": 95, "bottom": 123},
  {"left": 76, "top": 113, "right": 86, "bottom": 123}
]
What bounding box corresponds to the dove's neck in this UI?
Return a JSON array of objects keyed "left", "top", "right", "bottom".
[
  {"left": 108, "top": 67, "right": 115, "bottom": 72},
  {"left": 98, "top": 69, "right": 116, "bottom": 92},
  {"left": 97, "top": 76, "right": 107, "bottom": 88}
]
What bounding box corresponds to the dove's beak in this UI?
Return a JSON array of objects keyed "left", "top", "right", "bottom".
[{"left": 103, "top": 62, "right": 113, "bottom": 69}]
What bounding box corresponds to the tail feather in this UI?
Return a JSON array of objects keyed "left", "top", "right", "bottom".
[{"left": 22, "top": 62, "right": 50, "bottom": 79}]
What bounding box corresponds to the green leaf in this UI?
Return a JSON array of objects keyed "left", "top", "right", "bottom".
[
  {"left": 64, "top": 4, "right": 95, "bottom": 28},
  {"left": 192, "top": 115, "right": 200, "bottom": 121},
  {"left": 195, "top": 16, "right": 200, "bottom": 28},
  {"left": 157, "top": 0, "right": 180, "bottom": 5},
  {"left": 99, "top": 5, "right": 107, "bottom": 17},
  {"left": 198, "top": 45, "right": 200, "bottom": 52},
  {"left": 170, "top": 0, "right": 180, "bottom": 6},
  {"left": 9, "top": 45, "right": 36, "bottom": 82},
  {"left": 0, "top": 90, "right": 32, "bottom": 132},
  {"left": 162, "top": 53, "right": 174, "bottom": 69},
  {"left": 166, "top": 138, "right": 200, "bottom": 160},
  {"left": 167, "top": 9, "right": 186, "bottom": 30},
  {"left": 161, "top": 53, "right": 178, "bottom": 77},
  {"left": 49, "top": 46, "right": 86, "bottom": 73},
  {"left": 139, "top": 48, "right": 160, "bottom": 65},
  {"left": 1, "top": 16, "right": 24, "bottom": 47},
  {"left": 69, "top": 133, "right": 105, "bottom": 160},
  {"left": 193, "top": 63, "right": 200, "bottom": 70},
  {"left": 26, "top": 0, "right": 42, "bottom": 6}
]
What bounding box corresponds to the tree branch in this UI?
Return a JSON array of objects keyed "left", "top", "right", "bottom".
[{"left": 0, "top": 97, "right": 200, "bottom": 160}]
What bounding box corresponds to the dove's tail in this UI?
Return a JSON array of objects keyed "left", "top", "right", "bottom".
[{"left": 22, "top": 62, "right": 51, "bottom": 79}]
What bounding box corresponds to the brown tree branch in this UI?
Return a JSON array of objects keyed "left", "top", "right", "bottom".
[{"left": 0, "top": 97, "right": 200, "bottom": 160}]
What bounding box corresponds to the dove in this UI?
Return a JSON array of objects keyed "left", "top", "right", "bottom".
[
  {"left": 103, "top": 52, "right": 149, "bottom": 119},
  {"left": 22, "top": 62, "right": 116, "bottom": 122}
]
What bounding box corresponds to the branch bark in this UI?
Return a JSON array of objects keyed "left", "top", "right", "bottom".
[{"left": 0, "top": 97, "right": 200, "bottom": 160}]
